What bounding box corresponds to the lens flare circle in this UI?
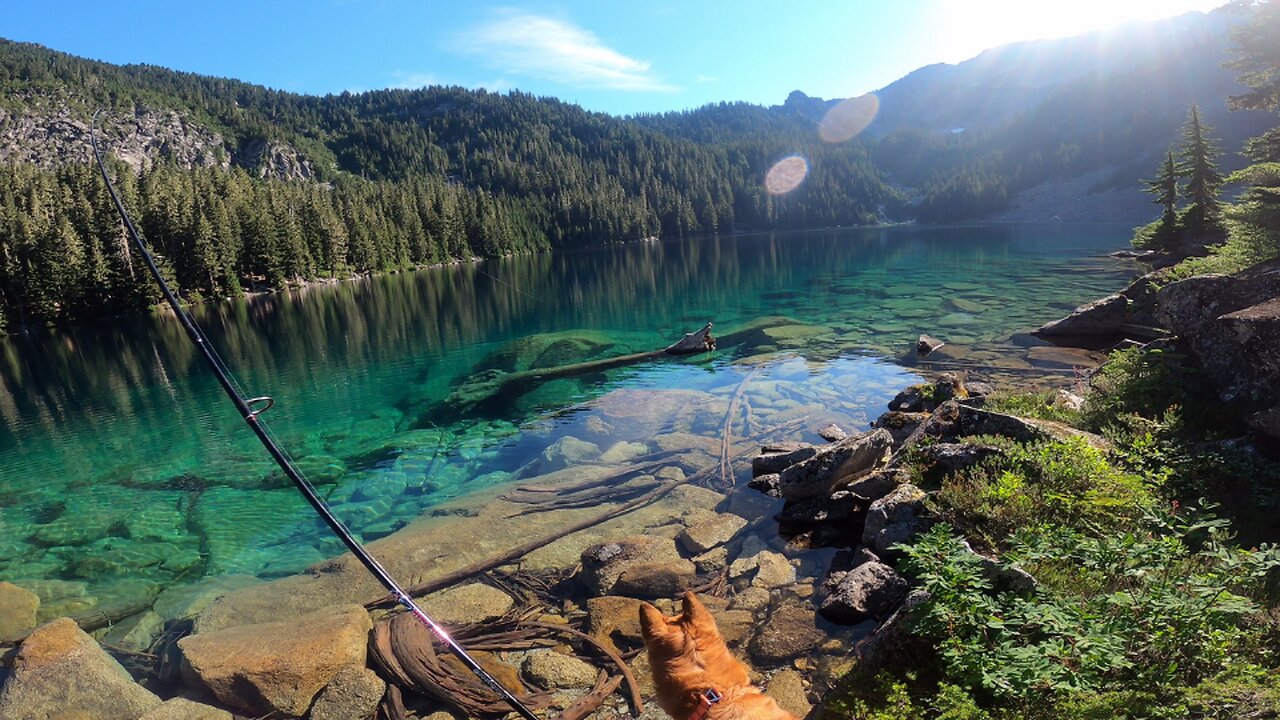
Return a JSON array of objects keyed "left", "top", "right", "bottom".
[
  {"left": 819, "top": 94, "right": 880, "bottom": 143},
  {"left": 765, "top": 155, "right": 809, "bottom": 195}
]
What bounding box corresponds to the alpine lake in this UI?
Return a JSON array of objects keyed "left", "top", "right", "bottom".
[{"left": 0, "top": 224, "right": 1135, "bottom": 672}]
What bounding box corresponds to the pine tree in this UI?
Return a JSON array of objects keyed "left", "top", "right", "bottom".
[
  {"left": 1176, "top": 105, "right": 1226, "bottom": 240},
  {"left": 1225, "top": 0, "right": 1280, "bottom": 255},
  {"left": 1139, "top": 151, "right": 1181, "bottom": 250}
]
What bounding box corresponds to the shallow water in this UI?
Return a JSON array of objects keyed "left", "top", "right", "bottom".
[{"left": 0, "top": 224, "right": 1135, "bottom": 616}]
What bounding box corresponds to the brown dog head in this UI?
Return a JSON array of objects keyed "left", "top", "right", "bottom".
[{"left": 639, "top": 592, "right": 794, "bottom": 720}]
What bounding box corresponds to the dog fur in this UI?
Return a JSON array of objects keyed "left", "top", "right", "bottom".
[{"left": 639, "top": 592, "right": 798, "bottom": 720}]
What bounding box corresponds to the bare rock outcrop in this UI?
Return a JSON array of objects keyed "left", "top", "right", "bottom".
[
  {"left": 0, "top": 103, "right": 229, "bottom": 172},
  {"left": 1155, "top": 259, "right": 1280, "bottom": 438}
]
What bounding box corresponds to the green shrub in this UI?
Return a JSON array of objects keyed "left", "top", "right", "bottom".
[
  {"left": 1079, "top": 346, "right": 1184, "bottom": 431},
  {"left": 893, "top": 517, "right": 1280, "bottom": 716},
  {"left": 935, "top": 436, "right": 1152, "bottom": 543},
  {"left": 982, "top": 390, "right": 1082, "bottom": 426}
]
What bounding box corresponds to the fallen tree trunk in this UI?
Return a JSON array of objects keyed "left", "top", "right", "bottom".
[{"left": 442, "top": 324, "right": 715, "bottom": 412}]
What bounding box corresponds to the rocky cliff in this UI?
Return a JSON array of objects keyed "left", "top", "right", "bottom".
[{"left": 0, "top": 98, "right": 311, "bottom": 180}]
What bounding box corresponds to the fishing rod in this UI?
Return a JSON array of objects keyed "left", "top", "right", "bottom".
[{"left": 89, "top": 112, "right": 541, "bottom": 720}]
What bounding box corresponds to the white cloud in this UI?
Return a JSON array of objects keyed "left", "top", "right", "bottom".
[
  {"left": 390, "top": 71, "right": 439, "bottom": 90},
  {"left": 453, "top": 9, "right": 678, "bottom": 92},
  {"left": 695, "top": 75, "right": 718, "bottom": 84},
  {"left": 477, "top": 77, "right": 512, "bottom": 92}
]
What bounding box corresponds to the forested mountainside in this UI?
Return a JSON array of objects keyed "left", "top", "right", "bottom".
[
  {"left": 0, "top": 5, "right": 1273, "bottom": 330},
  {"left": 0, "top": 39, "right": 896, "bottom": 329}
]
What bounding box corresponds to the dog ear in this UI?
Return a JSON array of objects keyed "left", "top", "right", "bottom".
[
  {"left": 638, "top": 601, "right": 669, "bottom": 640},
  {"left": 681, "top": 591, "right": 716, "bottom": 627}
]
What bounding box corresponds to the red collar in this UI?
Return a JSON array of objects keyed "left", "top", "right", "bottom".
[{"left": 688, "top": 688, "right": 722, "bottom": 720}]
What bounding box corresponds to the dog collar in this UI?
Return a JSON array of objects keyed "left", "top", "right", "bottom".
[{"left": 688, "top": 688, "right": 722, "bottom": 720}]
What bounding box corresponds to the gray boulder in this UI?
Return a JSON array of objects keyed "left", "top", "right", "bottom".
[
  {"left": 819, "top": 560, "right": 909, "bottom": 624},
  {"left": 919, "top": 442, "right": 1002, "bottom": 472},
  {"left": 872, "top": 411, "right": 930, "bottom": 446},
  {"left": 847, "top": 468, "right": 909, "bottom": 502},
  {"left": 862, "top": 484, "right": 930, "bottom": 558},
  {"left": 775, "top": 429, "right": 894, "bottom": 500},
  {"left": 818, "top": 424, "right": 849, "bottom": 442},
  {"left": 139, "top": 697, "right": 233, "bottom": 720},
  {"left": 1035, "top": 293, "right": 1128, "bottom": 337},
  {"left": 916, "top": 334, "right": 945, "bottom": 355},
  {"left": 752, "top": 442, "right": 819, "bottom": 476},
  {"left": 522, "top": 651, "right": 599, "bottom": 689}
]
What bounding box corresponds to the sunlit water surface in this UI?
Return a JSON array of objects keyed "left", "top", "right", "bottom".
[{"left": 0, "top": 225, "right": 1135, "bottom": 618}]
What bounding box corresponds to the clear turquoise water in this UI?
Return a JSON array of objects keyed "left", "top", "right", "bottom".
[{"left": 0, "top": 224, "right": 1135, "bottom": 613}]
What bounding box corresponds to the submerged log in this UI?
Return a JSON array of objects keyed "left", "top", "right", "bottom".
[{"left": 440, "top": 323, "right": 716, "bottom": 413}]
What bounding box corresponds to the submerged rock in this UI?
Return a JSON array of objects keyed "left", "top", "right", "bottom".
[
  {"left": 309, "top": 665, "right": 386, "bottom": 720},
  {"left": 100, "top": 610, "right": 164, "bottom": 653},
  {"left": 419, "top": 582, "right": 515, "bottom": 625},
  {"left": 0, "top": 581, "right": 39, "bottom": 638},
  {"left": 678, "top": 514, "right": 748, "bottom": 555},
  {"left": 579, "top": 536, "right": 695, "bottom": 597},
  {"left": 522, "top": 650, "right": 599, "bottom": 689},
  {"left": 538, "top": 436, "right": 602, "bottom": 471},
  {"left": 749, "top": 604, "right": 827, "bottom": 663},
  {"left": 0, "top": 617, "right": 162, "bottom": 719},
  {"left": 138, "top": 697, "right": 233, "bottom": 720},
  {"left": 152, "top": 574, "right": 263, "bottom": 622},
  {"left": 586, "top": 595, "right": 646, "bottom": 653},
  {"left": 767, "top": 669, "right": 813, "bottom": 718}
]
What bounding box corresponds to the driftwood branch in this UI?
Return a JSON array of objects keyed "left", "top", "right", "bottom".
[
  {"left": 558, "top": 671, "right": 624, "bottom": 720},
  {"left": 719, "top": 369, "right": 758, "bottom": 487},
  {"left": 523, "top": 621, "right": 645, "bottom": 717}
]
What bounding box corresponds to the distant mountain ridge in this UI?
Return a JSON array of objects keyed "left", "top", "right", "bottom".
[
  {"left": 773, "top": 7, "right": 1275, "bottom": 222},
  {"left": 867, "top": 10, "right": 1243, "bottom": 136}
]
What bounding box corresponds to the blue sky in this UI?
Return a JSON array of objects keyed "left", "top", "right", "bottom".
[{"left": 4, "top": 1, "right": 1226, "bottom": 116}]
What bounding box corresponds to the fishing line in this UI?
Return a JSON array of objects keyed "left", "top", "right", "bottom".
[
  {"left": 89, "top": 112, "right": 541, "bottom": 720},
  {"left": 473, "top": 263, "right": 551, "bottom": 306}
]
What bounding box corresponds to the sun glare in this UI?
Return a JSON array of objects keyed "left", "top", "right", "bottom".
[
  {"left": 931, "top": 0, "right": 1226, "bottom": 64},
  {"left": 765, "top": 156, "right": 809, "bottom": 195}
]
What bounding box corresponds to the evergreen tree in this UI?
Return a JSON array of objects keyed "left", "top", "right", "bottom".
[
  {"left": 1225, "top": 0, "right": 1280, "bottom": 255},
  {"left": 1175, "top": 105, "right": 1226, "bottom": 240},
  {"left": 1138, "top": 152, "right": 1182, "bottom": 250}
]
